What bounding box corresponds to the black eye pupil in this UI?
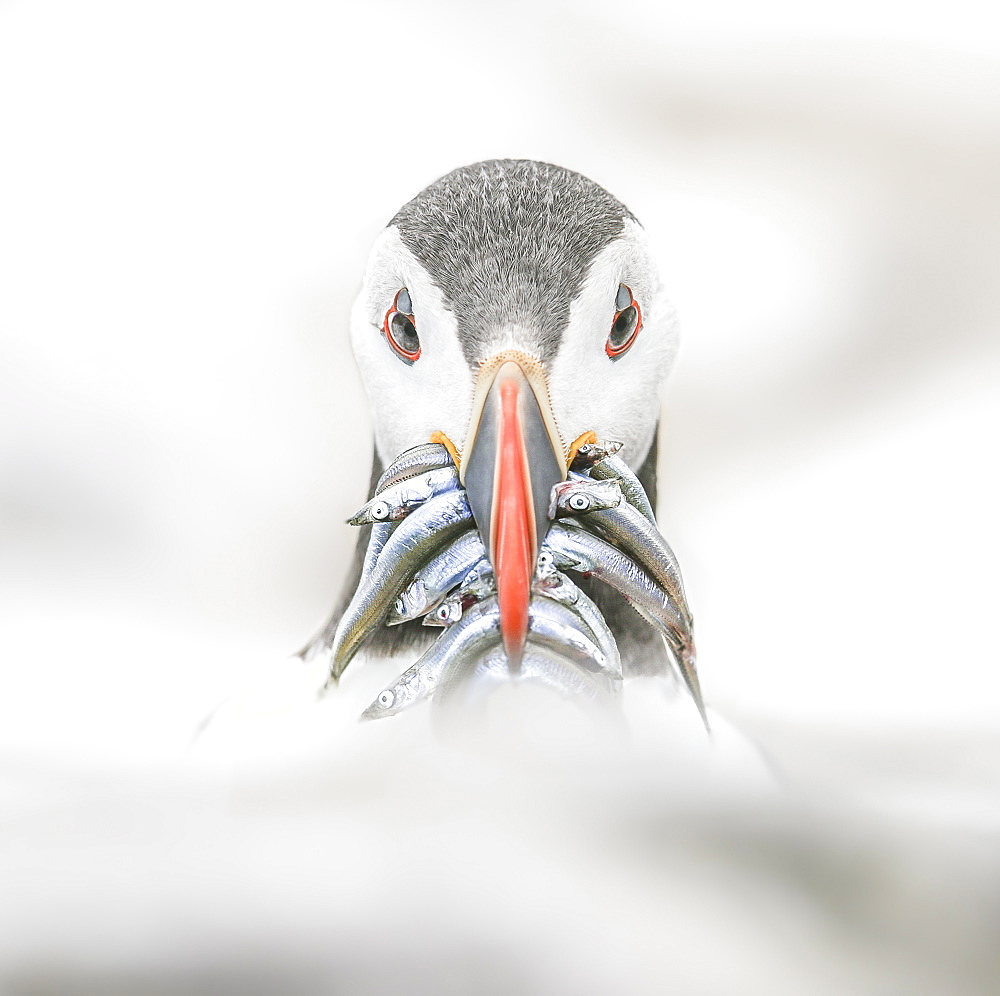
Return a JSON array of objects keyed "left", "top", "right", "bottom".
[
  {"left": 609, "top": 305, "right": 638, "bottom": 348},
  {"left": 389, "top": 311, "right": 419, "bottom": 354}
]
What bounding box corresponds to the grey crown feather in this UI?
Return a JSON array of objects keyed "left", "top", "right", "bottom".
[{"left": 390, "top": 159, "right": 636, "bottom": 366}]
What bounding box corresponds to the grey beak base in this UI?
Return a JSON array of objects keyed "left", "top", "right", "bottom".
[{"left": 462, "top": 363, "right": 565, "bottom": 563}]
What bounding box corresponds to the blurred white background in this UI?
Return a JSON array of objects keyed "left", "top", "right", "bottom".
[{"left": 1, "top": 0, "right": 998, "bottom": 993}]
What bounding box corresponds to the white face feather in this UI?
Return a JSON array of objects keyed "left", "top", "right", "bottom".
[
  {"left": 350, "top": 227, "right": 474, "bottom": 465},
  {"left": 350, "top": 219, "right": 678, "bottom": 470},
  {"left": 548, "top": 219, "right": 678, "bottom": 467}
]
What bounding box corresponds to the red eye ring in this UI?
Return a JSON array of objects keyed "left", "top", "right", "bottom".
[
  {"left": 606, "top": 285, "right": 642, "bottom": 359},
  {"left": 604, "top": 284, "right": 642, "bottom": 360},
  {"left": 382, "top": 288, "right": 421, "bottom": 362}
]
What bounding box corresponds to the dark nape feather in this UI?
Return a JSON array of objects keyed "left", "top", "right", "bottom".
[
  {"left": 576, "top": 424, "right": 677, "bottom": 679},
  {"left": 297, "top": 448, "right": 435, "bottom": 663}
]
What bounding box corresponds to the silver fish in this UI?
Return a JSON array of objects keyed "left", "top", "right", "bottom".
[
  {"left": 361, "top": 521, "right": 394, "bottom": 581},
  {"left": 422, "top": 571, "right": 497, "bottom": 627},
  {"left": 525, "top": 596, "right": 614, "bottom": 676},
  {"left": 357, "top": 446, "right": 457, "bottom": 581},
  {"left": 375, "top": 442, "right": 454, "bottom": 494},
  {"left": 542, "top": 520, "right": 705, "bottom": 725},
  {"left": 349, "top": 466, "right": 459, "bottom": 525},
  {"left": 548, "top": 478, "right": 623, "bottom": 519},
  {"left": 569, "top": 439, "right": 624, "bottom": 470},
  {"left": 361, "top": 597, "right": 503, "bottom": 719},
  {"left": 434, "top": 643, "right": 619, "bottom": 714},
  {"left": 588, "top": 455, "right": 656, "bottom": 524},
  {"left": 518, "top": 646, "right": 619, "bottom": 701},
  {"left": 631, "top": 604, "right": 707, "bottom": 729},
  {"left": 329, "top": 489, "right": 473, "bottom": 680},
  {"left": 423, "top": 598, "right": 464, "bottom": 628},
  {"left": 573, "top": 497, "right": 692, "bottom": 631},
  {"left": 532, "top": 569, "right": 622, "bottom": 677},
  {"left": 541, "top": 522, "right": 689, "bottom": 639},
  {"left": 386, "top": 529, "right": 488, "bottom": 625}
]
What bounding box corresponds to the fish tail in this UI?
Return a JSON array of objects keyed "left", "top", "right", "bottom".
[{"left": 675, "top": 641, "right": 709, "bottom": 733}]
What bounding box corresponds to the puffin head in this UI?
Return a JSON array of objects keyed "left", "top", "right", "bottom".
[{"left": 350, "top": 160, "right": 679, "bottom": 664}]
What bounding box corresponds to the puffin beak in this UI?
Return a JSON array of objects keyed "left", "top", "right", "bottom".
[{"left": 460, "top": 351, "right": 566, "bottom": 668}]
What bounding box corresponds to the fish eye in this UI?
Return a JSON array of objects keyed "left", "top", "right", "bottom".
[
  {"left": 606, "top": 284, "right": 642, "bottom": 360},
  {"left": 393, "top": 597, "right": 405, "bottom": 615},
  {"left": 378, "top": 689, "right": 394, "bottom": 708},
  {"left": 370, "top": 500, "right": 390, "bottom": 521},
  {"left": 436, "top": 604, "right": 450, "bottom": 621},
  {"left": 383, "top": 287, "right": 421, "bottom": 363},
  {"left": 568, "top": 493, "right": 591, "bottom": 511}
]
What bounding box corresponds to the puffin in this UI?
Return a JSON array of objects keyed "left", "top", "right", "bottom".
[{"left": 314, "top": 159, "right": 688, "bottom": 692}]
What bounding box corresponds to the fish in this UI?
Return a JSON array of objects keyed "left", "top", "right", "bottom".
[
  {"left": 531, "top": 569, "right": 622, "bottom": 678},
  {"left": 572, "top": 495, "right": 692, "bottom": 631},
  {"left": 374, "top": 442, "right": 455, "bottom": 494},
  {"left": 541, "top": 520, "right": 705, "bottom": 725},
  {"left": 423, "top": 597, "right": 464, "bottom": 628},
  {"left": 631, "top": 604, "right": 708, "bottom": 729},
  {"left": 569, "top": 439, "right": 624, "bottom": 470},
  {"left": 361, "top": 596, "right": 503, "bottom": 719},
  {"left": 361, "top": 521, "right": 394, "bottom": 581},
  {"left": 348, "top": 466, "right": 459, "bottom": 525},
  {"left": 386, "top": 529, "right": 489, "bottom": 625},
  {"left": 365, "top": 586, "right": 621, "bottom": 719},
  {"left": 433, "top": 643, "right": 619, "bottom": 715},
  {"left": 524, "top": 596, "right": 616, "bottom": 677},
  {"left": 541, "top": 521, "right": 689, "bottom": 639},
  {"left": 517, "top": 646, "right": 619, "bottom": 701},
  {"left": 587, "top": 455, "right": 657, "bottom": 524},
  {"left": 341, "top": 437, "right": 699, "bottom": 719},
  {"left": 548, "top": 478, "right": 624, "bottom": 519},
  {"left": 422, "top": 571, "right": 497, "bottom": 627},
  {"left": 328, "top": 489, "right": 473, "bottom": 680}
]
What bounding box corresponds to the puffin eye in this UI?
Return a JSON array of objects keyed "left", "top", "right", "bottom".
[
  {"left": 606, "top": 284, "right": 643, "bottom": 360},
  {"left": 383, "top": 287, "right": 421, "bottom": 363}
]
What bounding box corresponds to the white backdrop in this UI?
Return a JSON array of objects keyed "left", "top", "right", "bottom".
[{"left": 1, "top": 1, "right": 998, "bottom": 992}]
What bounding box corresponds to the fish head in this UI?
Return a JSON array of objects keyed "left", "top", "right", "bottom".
[
  {"left": 387, "top": 580, "right": 430, "bottom": 625},
  {"left": 361, "top": 685, "right": 400, "bottom": 720},
  {"left": 361, "top": 674, "right": 421, "bottom": 720},
  {"left": 549, "top": 478, "right": 624, "bottom": 518}
]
